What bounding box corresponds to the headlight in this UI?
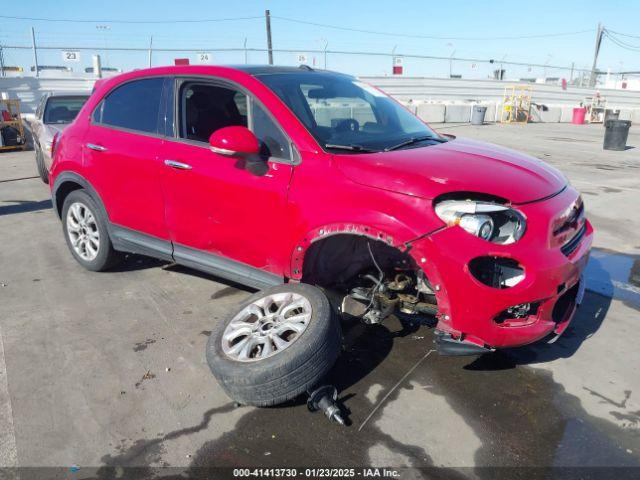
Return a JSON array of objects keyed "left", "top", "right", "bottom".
[{"left": 435, "top": 200, "right": 526, "bottom": 244}]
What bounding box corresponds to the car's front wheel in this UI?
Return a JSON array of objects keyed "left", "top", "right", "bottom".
[
  {"left": 61, "top": 190, "right": 122, "bottom": 271},
  {"left": 34, "top": 144, "right": 49, "bottom": 184}
]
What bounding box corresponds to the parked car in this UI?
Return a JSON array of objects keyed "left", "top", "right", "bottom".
[
  {"left": 50, "top": 66, "right": 592, "bottom": 405},
  {"left": 31, "top": 92, "right": 89, "bottom": 183}
]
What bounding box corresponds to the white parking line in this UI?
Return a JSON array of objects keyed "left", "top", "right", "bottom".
[{"left": 0, "top": 326, "right": 17, "bottom": 467}]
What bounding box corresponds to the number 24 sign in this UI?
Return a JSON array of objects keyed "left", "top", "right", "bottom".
[{"left": 196, "top": 53, "right": 212, "bottom": 64}]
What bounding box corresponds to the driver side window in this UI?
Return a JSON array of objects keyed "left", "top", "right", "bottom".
[{"left": 178, "top": 82, "right": 291, "bottom": 161}]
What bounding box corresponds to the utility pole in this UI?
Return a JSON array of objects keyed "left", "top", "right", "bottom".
[
  {"left": 265, "top": 10, "right": 273, "bottom": 65},
  {"left": 31, "top": 27, "right": 39, "bottom": 78},
  {"left": 0, "top": 43, "right": 5, "bottom": 77},
  {"left": 148, "top": 36, "right": 153, "bottom": 68},
  {"left": 589, "top": 23, "right": 604, "bottom": 87},
  {"left": 569, "top": 62, "right": 575, "bottom": 83}
]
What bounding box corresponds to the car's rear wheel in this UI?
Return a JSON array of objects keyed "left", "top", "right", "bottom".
[
  {"left": 206, "top": 283, "right": 342, "bottom": 406},
  {"left": 62, "top": 190, "right": 122, "bottom": 271},
  {"left": 35, "top": 144, "right": 49, "bottom": 184}
]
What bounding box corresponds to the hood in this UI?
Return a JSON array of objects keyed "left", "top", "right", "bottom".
[{"left": 334, "top": 137, "right": 567, "bottom": 204}]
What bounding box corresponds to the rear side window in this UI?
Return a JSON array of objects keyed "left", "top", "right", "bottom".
[
  {"left": 93, "top": 78, "right": 164, "bottom": 134},
  {"left": 44, "top": 96, "right": 89, "bottom": 124}
]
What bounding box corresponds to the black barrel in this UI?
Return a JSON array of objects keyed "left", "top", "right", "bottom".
[
  {"left": 604, "top": 109, "right": 620, "bottom": 124},
  {"left": 603, "top": 120, "right": 631, "bottom": 151}
]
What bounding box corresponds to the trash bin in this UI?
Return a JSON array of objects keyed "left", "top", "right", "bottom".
[
  {"left": 604, "top": 109, "right": 620, "bottom": 124},
  {"left": 471, "top": 105, "right": 487, "bottom": 125},
  {"left": 572, "top": 107, "right": 587, "bottom": 124},
  {"left": 603, "top": 120, "right": 631, "bottom": 151}
]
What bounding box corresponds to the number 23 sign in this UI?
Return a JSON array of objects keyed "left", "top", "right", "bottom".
[{"left": 62, "top": 51, "right": 81, "bottom": 63}]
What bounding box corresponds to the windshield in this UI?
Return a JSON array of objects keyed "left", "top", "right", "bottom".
[
  {"left": 256, "top": 72, "right": 442, "bottom": 152},
  {"left": 44, "top": 96, "right": 89, "bottom": 124}
]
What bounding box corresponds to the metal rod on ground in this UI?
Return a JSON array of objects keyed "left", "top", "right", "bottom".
[
  {"left": 589, "top": 22, "right": 604, "bottom": 87},
  {"left": 31, "top": 27, "right": 39, "bottom": 78},
  {"left": 265, "top": 10, "right": 273, "bottom": 65}
]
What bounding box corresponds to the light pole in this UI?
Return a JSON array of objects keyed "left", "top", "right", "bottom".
[
  {"left": 322, "top": 39, "right": 328, "bottom": 69},
  {"left": 499, "top": 54, "right": 507, "bottom": 80},
  {"left": 449, "top": 50, "right": 456, "bottom": 78},
  {"left": 96, "top": 25, "right": 111, "bottom": 67},
  {"left": 446, "top": 43, "right": 455, "bottom": 78},
  {"left": 543, "top": 54, "right": 553, "bottom": 81}
]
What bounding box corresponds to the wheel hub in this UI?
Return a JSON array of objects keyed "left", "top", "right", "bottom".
[
  {"left": 221, "top": 292, "right": 312, "bottom": 362},
  {"left": 66, "top": 202, "right": 100, "bottom": 262}
]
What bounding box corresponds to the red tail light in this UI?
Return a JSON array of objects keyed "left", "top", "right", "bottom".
[{"left": 51, "top": 132, "right": 60, "bottom": 159}]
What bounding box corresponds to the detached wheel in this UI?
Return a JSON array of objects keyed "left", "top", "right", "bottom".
[
  {"left": 35, "top": 144, "right": 49, "bottom": 184},
  {"left": 206, "top": 283, "right": 341, "bottom": 406},
  {"left": 62, "top": 190, "right": 122, "bottom": 271}
]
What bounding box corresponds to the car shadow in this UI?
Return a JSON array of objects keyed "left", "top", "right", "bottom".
[
  {"left": 0, "top": 199, "right": 52, "bottom": 216},
  {"left": 271, "top": 312, "right": 426, "bottom": 424},
  {"left": 161, "top": 263, "right": 257, "bottom": 294},
  {"left": 109, "top": 253, "right": 168, "bottom": 272}
]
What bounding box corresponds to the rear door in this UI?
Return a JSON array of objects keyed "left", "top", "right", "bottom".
[{"left": 83, "top": 77, "right": 171, "bottom": 252}]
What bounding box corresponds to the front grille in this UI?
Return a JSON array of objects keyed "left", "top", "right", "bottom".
[{"left": 560, "top": 223, "right": 586, "bottom": 257}]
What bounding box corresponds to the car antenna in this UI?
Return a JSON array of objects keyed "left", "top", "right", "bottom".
[{"left": 298, "top": 64, "right": 314, "bottom": 71}]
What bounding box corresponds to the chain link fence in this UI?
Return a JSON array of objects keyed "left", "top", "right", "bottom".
[{"left": 0, "top": 28, "right": 600, "bottom": 86}]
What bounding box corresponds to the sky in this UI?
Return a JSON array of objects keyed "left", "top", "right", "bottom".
[{"left": 1, "top": 0, "right": 639, "bottom": 79}]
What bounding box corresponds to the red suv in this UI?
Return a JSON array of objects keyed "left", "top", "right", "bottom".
[{"left": 50, "top": 65, "right": 593, "bottom": 355}]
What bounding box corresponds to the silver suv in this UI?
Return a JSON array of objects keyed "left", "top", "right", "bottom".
[{"left": 31, "top": 92, "right": 89, "bottom": 183}]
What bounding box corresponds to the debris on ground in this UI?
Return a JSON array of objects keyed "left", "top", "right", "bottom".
[{"left": 134, "top": 370, "right": 156, "bottom": 389}]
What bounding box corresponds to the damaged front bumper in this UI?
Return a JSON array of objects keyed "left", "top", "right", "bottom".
[{"left": 407, "top": 186, "right": 593, "bottom": 351}]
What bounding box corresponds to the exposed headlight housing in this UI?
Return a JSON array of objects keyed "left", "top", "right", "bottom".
[{"left": 435, "top": 199, "right": 526, "bottom": 244}]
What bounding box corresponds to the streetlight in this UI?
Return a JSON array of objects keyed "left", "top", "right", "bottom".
[
  {"left": 96, "top": 25, "right": 111, "bottom": 66},
  {"left": 543, "top": 53, "right": 553, "bottom": 81},
  {"left": 446, "top": 43, "right": 455, "bottom": 78},
  {"left": 499, "top": 54, "right": 507, "bottom": 80}
]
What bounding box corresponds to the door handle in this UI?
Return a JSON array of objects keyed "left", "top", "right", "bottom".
[
  {"left": 86, "top": 143, "right": 107, "bottom": 152},
  {"left": 164, "top": 159, "right": 192, "bottom": 170}
]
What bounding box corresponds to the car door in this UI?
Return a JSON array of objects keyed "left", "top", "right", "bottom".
[
  {"left": 83, "top": 77, "right": 171, "bottom": 256},
  {"left": 161, "top": 78, "right": 295, "bottom": 284}
]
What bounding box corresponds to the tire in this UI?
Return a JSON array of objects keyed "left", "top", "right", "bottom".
[
  {"left": 35, "top": 144, "right": 49, "bottom": 184},
  {"left": 61, "top": 189, "right": 122, "bottom": 271},
  {"left": 206, "top": 283, "right": 342, "bottom": 406}
]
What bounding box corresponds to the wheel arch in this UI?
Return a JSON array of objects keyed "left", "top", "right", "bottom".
[
  {"left": 52, "top": 172, "right": 108, "bottom": 222},
  {"left": 291, "top": 223, "right": 419, "bottom": 284}
]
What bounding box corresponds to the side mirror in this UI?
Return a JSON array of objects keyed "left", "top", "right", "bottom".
[{"left": 209, "top": 126, "right": 260, "bottom": 157}]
